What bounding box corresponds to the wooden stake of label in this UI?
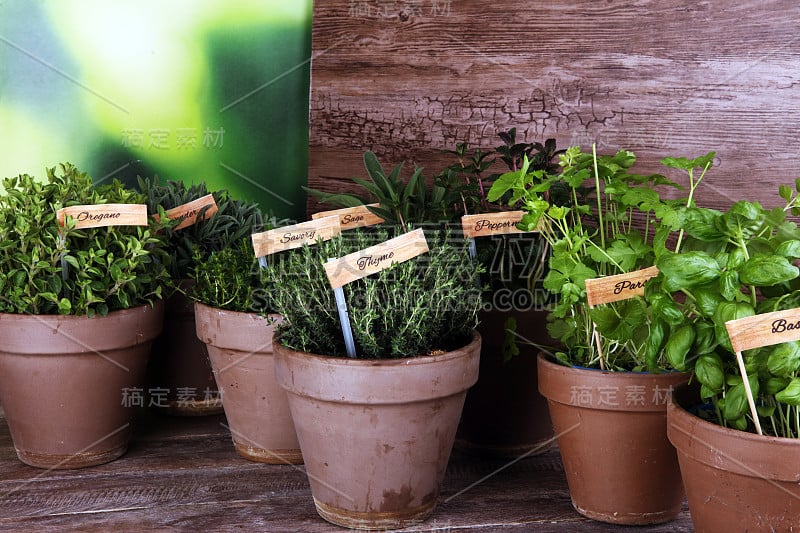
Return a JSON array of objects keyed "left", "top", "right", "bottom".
[
  {"left": 159, "top": 194, "right": 218, "bottom": 230},
  {"left": 461, "top": 211, "right": 531, "bottom": 238},
  {"left": 585, "top": 266, "right": 660, "bottom": 307},
  {"left": 323, "top": 228, "right": 429, "bottom": 289},
  {"left": 56, "top": 204, "right": 148, "bottom": 229},
  {"left": 720, "top": 309, "right": 800, "bottom": 437},
  {"left": 251, "top": 216, "right": 341, "bottom": 259},
  {"left": 584, "top": 265, "right": 660, "bottom": 371},
  {"left": 312, "top": 203, "right": 384, "bottom": 229}
]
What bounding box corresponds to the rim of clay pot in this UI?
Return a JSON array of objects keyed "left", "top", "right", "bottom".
[
  {"left": 668, "top": 384, "right": 800, "bottom": 482},
  {"left": 274, "top": 331, "right": 481, "bottom": 405},
  {"left": 194, "top": 301, "right": 280, "bottom": 351},
  {"left": 0, "top": 302, "right": 164, "bottom": 354},
  {"left": 538, "top": 353, "right": 689, "bottom": 412}
]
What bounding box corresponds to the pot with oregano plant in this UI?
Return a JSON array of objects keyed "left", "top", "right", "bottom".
[
  {"left": 488, "top": 146, "right": 716, "bottom": 525},
  {"left": 0, "top": 163, "right": 170, "bottom": 469},
  {"left": 644, "top": 182, "right": 800, "bottom": 531},
  {"left": 139, "top": 178, "right": 263, "bottom": 416},
  {"left": 192, "top": 238, "right": 301, "bottom": 464},
  {"left": 267, "top": 225, "right": 482, "bottom": 530}
]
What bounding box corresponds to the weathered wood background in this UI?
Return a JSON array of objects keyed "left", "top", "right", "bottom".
[{"left": 307, "top": 0, "right": 800, "bottom": 215}]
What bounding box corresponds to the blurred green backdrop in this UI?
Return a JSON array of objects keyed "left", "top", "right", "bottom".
[{"left": 0, "top": 0, "right": 312, "bottom": 220}]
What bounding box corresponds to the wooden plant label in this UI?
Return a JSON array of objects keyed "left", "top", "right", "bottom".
[
  {"left": 159, "top": 194, "right": 218, "bottom": 230},
  {"left": 726, "top": 307, "right": 800, "bottom": 353},
  {"left": 311, "top": 203, "right": 384, "bottom": 229},
  {"left": 56, "top": 204, "right": 148, "bottom": 229},
  {"left": 251, "top": 215, "right": 341, "bottom": 258},
  {"left": 585, "top": 266, "right": 660, "bottom": 307},
  {"left": 324, "top": 228, "right": 429, "bottom": 289},
  {"left": 461, "top": 211, "right": 533, "bottom": 238}
]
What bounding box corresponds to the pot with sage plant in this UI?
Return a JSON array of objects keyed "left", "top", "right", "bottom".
[
  {"left": 0, "top": 164, "right": 170, "bottom": 468},
  {"left": 268, "top": 226, "right": 482, "bottom": 530},
  {"left": 192, "top": 238, "right": 301, "bottom": 464},
  {"left": 140, "top": 178, "right": 263, "bottom": 415},
  {"left": 488, "top": 147, "right": 717, "bottom": 524},
  {"left": 645, "top": 183, "right": 800, "bottom": 531}
]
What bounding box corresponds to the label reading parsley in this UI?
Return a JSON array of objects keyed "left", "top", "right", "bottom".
[
  {"left": 324, "top": 228, "right": 429, "bottom": 288},
  {"left": 56, "top": 204, "right": 148, "bottom": 229},
  {"left": 251, "top": 215, "right": 341, "bottom": 258},
  {"left": 312, "top": 203, "right": 384, "bottom": 229},
  {"left": 585, "top": 266, "right": 660, "bottom": 307}
]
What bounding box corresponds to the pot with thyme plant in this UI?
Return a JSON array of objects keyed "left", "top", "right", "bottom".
[
  {"left": 192, "top": 238, "right": 301, "bottom": 464},
  {"left": 0, "top": 163, "right": 170, "bottom": 469},
  {"left": 488, "top": 146, "right": 715, "bottom": 524},
  {"left": 646, "top": 183, "right": 800, "bottom": 531},
  {"left": 140, "top": 178, "right": 263, "bottom": 415},
  {"left": 268, "top": 226, "right": 482, "bottom": 530}
]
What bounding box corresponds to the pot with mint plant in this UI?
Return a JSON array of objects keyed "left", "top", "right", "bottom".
[
  {"left": 140, "top": 178, "right": 263, "bottom": 416},
  {"left": 488, "top": 147, "right": 717, "bottom": 524},
  {"left": 192, "top": 238, "right": 301, "bottom": 464},
  {"left": 645, "top": 183, "right": 800, "bottom": 531},
  {"left": 268, "top": 226, "right": 482, "bottom": 530},
  {"left": 0, "top": 164, "right": 169, "bottom": 469}
]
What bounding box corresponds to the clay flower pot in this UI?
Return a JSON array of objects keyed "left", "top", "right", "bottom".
[
  {"left": 148, "top": 283, "right": 223, "bottom": 416},
  {"left": 537, "top": 353, "right": 688, "bottom": 525},
  {"left": 457, "top": 308, "right": 553, "bottom": 458},
  {"left": 194, "top": 302, "right": 301, "bottom": 464},
  {"left": 668, "top": 384, "right": 800, "bottom": 532},
  {"left": 274, "top": 332, "right": 481, "bottom": 530},
  {"left": 0, "top": 303, "right": 164, "bottom": 469}
]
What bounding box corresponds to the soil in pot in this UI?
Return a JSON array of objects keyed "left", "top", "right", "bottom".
[
  {"left": 274, "top": 332, "right": 481, "bottom": 531},
  {"left": 0, "top": 303, "right": 164, "bottom": 469},
  {"left": 538, "top": 353, "right": 688, "bottom": 525},
  {"left": 194, "top": 302, "right": 301, "bottom": 464},
  {"left": 147, "top": 283, "right": 223, "bottom": 416},
  {"left": 668, "top": 383, "right": 800, "bottom": 532},
  {"left": 457, "top": 308, "right": 554, "bottom": 458}
]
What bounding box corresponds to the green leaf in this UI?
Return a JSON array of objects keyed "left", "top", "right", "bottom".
[
  {"left": 683, "top": 208, "right": 724, "bottom": 241},
  {"left": 695, "top": 352, "right": 724, "bottom": 392},
  {"left": 775, "top": 239, "right": 800, "bottom": 260},
  {"left": 487, "top": 170, "right": 521, "bottom": 202},
  {"left": 767, "top": 341, "right": 800, "bottom": 377},
  {"left": 776, "top": 378, "right": 800, "bottom": 406},
  {"left": 664, "top": 324, "right": 695, "bottom": 371},
  {"left": 739, "top": 255, "right": 799, "bottom": 286},
  {"left": 656, "top": 251, "right": 722, "bottom": 291}
]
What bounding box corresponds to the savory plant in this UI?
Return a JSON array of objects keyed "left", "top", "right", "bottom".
[
  {"left": 488, "top": 146, "right": 714, "bottom": 371},
  {"left": 0, "top": 163, "right": 171, "bottom": 316},
  {"left": 266, "top": 227, "right": 483, "bottom": 359},
  {"left": 138, "top": 177, "right": 264, "bottom": 279},
  {"left": 647, "top": 181, "right": 800, "bottom": 437}
]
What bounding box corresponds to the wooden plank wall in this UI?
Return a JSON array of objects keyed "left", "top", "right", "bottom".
[{"left": 307, "top": 0, "right": 800, "bottom": 216}]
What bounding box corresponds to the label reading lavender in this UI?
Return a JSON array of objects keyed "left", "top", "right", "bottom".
[
  {"left": 162, "top": 194, "right": 218, "bottom": 230},
  {"left": 251, "top": 215, "right": 341, "bottom": 258},
  {"left": 324, "top": 229, "right": 428, "bottom": 289},
  {"left": 57, "top": 204, "right": 148, "bottom": 229}
]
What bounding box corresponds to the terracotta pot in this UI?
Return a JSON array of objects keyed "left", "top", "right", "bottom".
[
  {"left": 537, "top": 354, "right": 688, "bottom": 525},
  {"left": 274, "top": 332, "right": 481, "bottom": 530},
  {"left": 457, "top": 308, "right": 554, "bottom": 458},
  {"left": 148, "top": 282, "right": 222, "bottom": 416},
  {"left": 194, "top": 302, "right": 301, "bottom": 464},
  {"left": 668, "top": 384, "right": 800, "bottom": 532},
  {"left": 0, "top": 303, "right": 163, "bottom": 469}
]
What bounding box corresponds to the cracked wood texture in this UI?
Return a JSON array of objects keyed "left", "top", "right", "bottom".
[
  {"left": 0, "top": 411, "right": 693, "bottom": 531},
  {"left": 308, "top": 0, "right": 800, "bottom": 215}
]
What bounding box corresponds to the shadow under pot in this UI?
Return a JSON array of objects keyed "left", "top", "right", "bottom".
[
  {"left": 0, "top": 302, "right": 164, "bottom": 469},
  {"left": 194, "top": 302, "right": 301, "bottom": 464}
]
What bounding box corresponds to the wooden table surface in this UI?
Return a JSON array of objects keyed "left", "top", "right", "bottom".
[{"left": 0, "top": 410, "right": 694, "bottom": 532}]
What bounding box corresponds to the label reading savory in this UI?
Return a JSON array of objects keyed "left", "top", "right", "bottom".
[{"left": 251, "top": 215, "right": 341, "bottom": 258}]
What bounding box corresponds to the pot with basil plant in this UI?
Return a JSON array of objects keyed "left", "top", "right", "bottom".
[
  {"left": 0, "top": 163, "right": 170, "bottom": 468},
  {"left": 191, "top": 235, "right": 301, "bottom": 464},
  {"left": 265, "top": 222, "right": 483, "bottom": 530},
  {"left": 646, "top": 180, "right": 800, "bottom": 531},
  {"left": 139, "top": 177, "right": 263, "bottom": 416},
  {"left": 488, "top": 146, "right": 716, "bottom": 525}
]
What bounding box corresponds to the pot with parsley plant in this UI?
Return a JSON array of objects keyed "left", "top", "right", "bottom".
[
  {"left": 488, "top": 147, "right": 716, "bottom": 525},
  {"left": 268, "top": 225, "right": 482, "bottom": 530},
  {"left": 0, "top": 163, "right": 170, "bottom": 469},
  {"left": 192, "top": 238, "right": 301, "bottom": 464},
  {"left": 139, "top": 177, "right": 263, "bottom": 416},
  {"left": 646, "top": 182, "right": 800, "bottom": 531}
]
